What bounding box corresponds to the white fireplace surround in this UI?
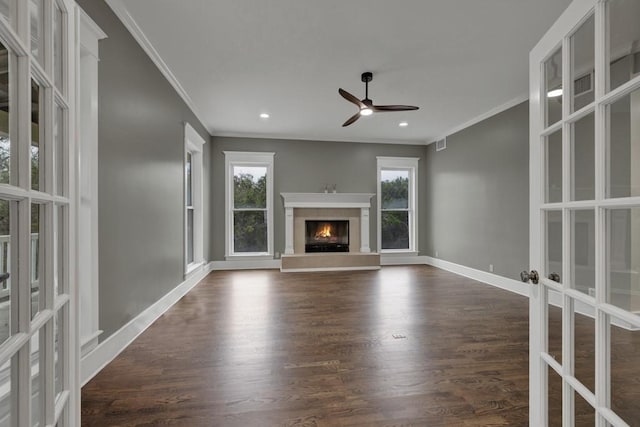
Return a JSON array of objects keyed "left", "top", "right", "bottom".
[{"left": 281, "top": 193, "right": 375, "bottom": 255}]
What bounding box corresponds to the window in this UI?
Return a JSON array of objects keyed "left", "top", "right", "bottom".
[
  {"left": 377, "top": 157, "right": 419, "bottom": 253},
  {"left": 185, "top": 123, "right": 206, "bottom": 273},
  {"left": 224, "top": 152, "right": 274, "bottom": 258}
]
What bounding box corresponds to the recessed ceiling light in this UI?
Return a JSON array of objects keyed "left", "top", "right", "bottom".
[
  {"left": 359, "top": 108, "right": 373, "bottom": 116},
  {"left": 547, "top": 88, "right": 563, "bottom": 98},
  {"left": 260, "top": 113, "right": 270, "bottom": 119},
  {"left": 399, "top": 121, "right": 408, "bottom": 127}
]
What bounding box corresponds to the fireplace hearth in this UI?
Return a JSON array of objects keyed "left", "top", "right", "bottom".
[{"left": 305, "top": 220, "right": 349, "bottom": 253}]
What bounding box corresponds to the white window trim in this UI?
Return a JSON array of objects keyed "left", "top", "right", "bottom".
[
  {"left": 376, "top": 156, "right": 419, "bottom": 254},
  {"left": 184, "top": 123, "right": 206, "bottom": 275},
  {"left": 224, "top": 151, "right": 275, "bottom": 259}
]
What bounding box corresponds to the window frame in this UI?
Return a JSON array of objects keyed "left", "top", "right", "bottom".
[
  {"left": 376, "top": 156, "right": 419, "bottom": 254},
  {"left": 224, "top": 151, "right": 274, "bottom": 259},
  {"left": 184, "top": 123, "right": 205, "bottom": 275}
]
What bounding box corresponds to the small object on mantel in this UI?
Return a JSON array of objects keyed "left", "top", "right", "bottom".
[
  {"left": 323, "top": 184, "right": 328, "bottom": 194},
  {"left": 332, "top": 184, "right": 337, "bottom": 193}
]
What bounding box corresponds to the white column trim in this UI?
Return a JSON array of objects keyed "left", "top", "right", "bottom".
[
  {"left": 284, "top": 207, "right": 294, "bottom": 255},
  {"left": 360, "top": 207, "right": 370, "bottom": 252}
]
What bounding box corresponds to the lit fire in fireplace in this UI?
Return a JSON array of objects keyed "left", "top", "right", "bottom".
[{"left": 315, "top": 224, "right": 332, "bottom": 238}]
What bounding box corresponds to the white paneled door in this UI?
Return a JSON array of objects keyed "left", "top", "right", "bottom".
[
  {"left": 529, "top": 0, "right": 640, "bottom": 425},
  {"left": 0, "top": 0, "right": 78, "bottom": 425}
]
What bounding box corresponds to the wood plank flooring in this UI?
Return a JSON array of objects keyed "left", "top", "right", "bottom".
[{"left": 81, "top": 266, "right": 639, "bottom": 426}]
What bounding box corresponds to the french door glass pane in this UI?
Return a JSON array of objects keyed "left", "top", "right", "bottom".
[
  {"left": 610, "top": 315, "right": 640, "bottom": 425},
  {"left": 187, "top": 208, "right": 193, "bottom": 263},
  {"left": 381, "top": 170, "right": 409, "bottom": 209},
  {"left": 31, "top": 203, "right": 42, "bottom": 319},
  {"left": 546, "top": 210, "right": 562, "bottom": 280},
  {"left": 570, "top": 14, "right": 595, "bottom": 112},
  {"left": 54, "top": 105, "right": 64, "bottom": 196},
  {"left": 609, "top": 0, "right": 640, "bottom": 91},
  {"left": 548, "top": 366, "right": 563, "bottom": 426},
  {"left": 381, "top": 211, "right": 409, "bottom": 250},
  {"left": 606, "top": 207, "right": 640, "bottom": 312},
  {"left": 606, "top": 87, "right": 640, "bottom": 198},
  {"left": 233, "top": 211, "right": 267, "bottom": 253},
  {"left": 29, "top": 0, "right": 43, "bottom": 64},
  {"left": 547, "top": 296, "right": 562, "bottom": 363},
  {"left": 233, "top": 166, "right": 266, "bottom": 209},
  {"left": 31, "top": 80, "right": 43, "bottom": 192},
  {"left": 53, "top": 3, "right": 63, "bottom": 90},
  {"left": 186, "top": 152, "right": 192, "bottom": 207},
  {"left": 31, "top": 330, "right": 42, "bottom": 427},
  {"left": 56, "top": 205, "right": 65, "bottom": 296},
  {"left": 546, "top": 130, "right": 563, "bottom": 203},
  {"left": 574, "top": 388, "right": 596, "bottom": 424},
  {"left": 571, "top": 113, "right": 595, "bottom": 201},
  {"left": 55, "top": 308, "right": 63, "bottom": 399},
  {"left": 545, "top": 47, "right": 563, "bottom": 127},
  {"left": 0, "top": 199, "right": 10, "bottom": 346},
  {"left": 570, "top": 209, "right": 595, "bottom": 295},
  {"left": 0, "top": 358, "right": 11, "bottom": 426},
  {"left": 574, "top": 308, "right": 595, "bottom": 393},
  {"left": 0, "top": 41, "right": 10, "bottom": 185}
]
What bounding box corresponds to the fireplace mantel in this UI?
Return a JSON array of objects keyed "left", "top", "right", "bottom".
[{"left": 280, "top": 193, "right": 375, "bottom": 255}]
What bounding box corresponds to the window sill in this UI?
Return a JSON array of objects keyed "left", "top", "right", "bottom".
[
  {"left": 380, "top": 250, "right": 419, "bottom": 256},
  {"left": 225, "top": 254, "right": 273, "bottom": 261}
]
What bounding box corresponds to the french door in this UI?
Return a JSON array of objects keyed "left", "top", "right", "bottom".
[
  {"left": 0, "top": 0, "right": 77, "bottom": 426},
  {"left": 529, "top": 0, "right": 640, "bottom": 425}
]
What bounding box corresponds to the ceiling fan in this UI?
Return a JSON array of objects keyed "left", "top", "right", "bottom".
[{"left": 338, "top": 72, "right": 419, "bottom": 127}]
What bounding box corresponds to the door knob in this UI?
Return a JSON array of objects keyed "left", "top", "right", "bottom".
[
  {"left": 548, "top": 272, "right": 560, "bottom": 283},
  {"left": 521, "top": 270, "right": 539, "bottom": 284}
]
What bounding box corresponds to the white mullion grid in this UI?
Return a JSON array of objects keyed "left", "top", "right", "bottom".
[{"left": 541, "top": 119, "right": 563, "bottom": 138}]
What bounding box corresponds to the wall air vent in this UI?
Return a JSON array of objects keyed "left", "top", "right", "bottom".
[
  {"left": 436, "top": 138, "right": 447, "bottom": 152},
  {"left": 574, "top": 72, "right": 593, "bottom": 96}
]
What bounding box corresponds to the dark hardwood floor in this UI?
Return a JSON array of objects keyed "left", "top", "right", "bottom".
[{"left": 81, "top": 266, "right": 639, "bottom": 426}]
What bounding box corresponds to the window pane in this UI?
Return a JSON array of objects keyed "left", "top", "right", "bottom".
[
  {"left": 574, "top": 387, "right": 595, "bottom": 424},
  {"left": 0, "top": 41, "right": 9, "bottom": 186},
  {"left": 233, "top": 166, "right": 266, "bottom": 209},
  {"left": 545, "top": 210, "right": 562, "bottom": 281},
  {"left": 545, "top": 47, "right": 563, "bottom": 127},
  {"left": 31, "top": 203, "right": 43, "bottom": 319},
  {"left": 610, "top": 314, "right": 640, "bottom": 426},
  {"left": 233, "top": 211, "right": 267, "bottom": 253},
  {"left": 54, "top": 105, "right": 64, "bottom": 195},
  {"left": 187, "top": 209, "right": 193, "bottom": 264},
  {"left": 31, "top": 329, "right": 42, "bottom": 427},
  {"left": 31, "top": 80, "right": 43, "bottom": 192},
  {"left": 0, "top": 0, "right": 9, "bottom": 23},
  {"left": 54, "top": 308, "right": 63, "bottom": 400},
  {"left": 545, "top": 130, "right": 563, "bottom": 203},
  {"left": 574, "top": 308, "right": 595, "bottom": 393},
  {"left": 570, "top": 209, "right": 595, "bottom": 296},
  {"left": 381, "top": 170, "right": 409, "bottom": 209},
  {"left": 30, "top": 0, "right": 43, "bottom": 63},
  {"left": 53, "top": 3, "right": 63, "bottom": 90},
  {"left": 186, "top": 152, "right": 192, "bottom": 207},
  {"left": 56, "top": 205, "right": 65, "bottom": 296},
  {"left": 571, "top": 14, "right": 595, "bottom": 112},
  {"left": 607, "top": 87, "right": 640, "bottom": 198},
  {"left": 571, "top": 112, "right": 595, "bottom": 201},
  {"left": 606, "top": 208, "right": 640, "bottom": 312},
  {"left": 0, "top": 199, "right": 11, "bottom": 346},
  {"left": 609, "top": 0, "right": 640, "bottom": 91},
  {"left": 0, "top": 358, "right": 11, "bottom": 426},
  {"left": 381, "top": 211, "right": 409, "bottom": 250}
]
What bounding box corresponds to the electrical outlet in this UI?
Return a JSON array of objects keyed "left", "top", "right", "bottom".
[{"left": 489, "top": 264, "right": 494, "bottom": 273}]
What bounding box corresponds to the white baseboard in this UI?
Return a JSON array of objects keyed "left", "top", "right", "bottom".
[
  {"left": 424, "top": 256, "right": 530, "bottom": 297},
  {"left": 381, "top": 255, "right": 430, "bottom": 266},
  {"left": 80, "top": 262, "right": 214, "bottom": 386},
  {"left": 211, "top": 259, "right": 281, "bottom": 270}
]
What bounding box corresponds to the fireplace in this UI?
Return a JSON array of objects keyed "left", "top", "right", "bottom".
[{"left": 305, "top": 220, "right": 349, "bottom": 253}]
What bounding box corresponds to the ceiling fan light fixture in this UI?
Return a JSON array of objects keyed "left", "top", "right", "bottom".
[
  {"left": 399, "top": 121, "right": 408, "bottom": 127},
  {"left": 259, "top": 113, "right": 270, "bottom": 119},
  {"left": 360, "top": 108, "right": 373, "bottom": 116},
  {"left": 547, "top": 88, "right": 563, "bottom": 98}
]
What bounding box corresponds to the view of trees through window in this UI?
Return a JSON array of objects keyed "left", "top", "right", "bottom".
[
  {"left": 381, "top": 170, "right": 410, "bottom": 250},
  {"left": 233, "top": 166, "right": 268, "bottom": 253}
]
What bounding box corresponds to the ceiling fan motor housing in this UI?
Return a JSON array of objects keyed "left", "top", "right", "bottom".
[{"left": 361, "top": 72, "right": 373, "bottom": 83}]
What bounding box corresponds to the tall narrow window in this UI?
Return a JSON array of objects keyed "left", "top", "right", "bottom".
[
  {"left": 377, "top": 157, "right": 419, "bottom": 253},
  {"left": 224, "top": 152, "right": 274, "bottom": 258},
  {"left": 184, "top": 123, "right": 205, "bottom": 274}
]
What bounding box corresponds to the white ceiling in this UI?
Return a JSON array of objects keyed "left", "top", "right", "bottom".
[{"left": 116, "top": 0, "right": 572, "bottom": 144}]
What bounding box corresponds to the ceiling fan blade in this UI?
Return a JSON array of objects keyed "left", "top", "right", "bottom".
[
  {"left": 342, "top": 112, "right": 361, "bottom": 127},
  {"left": 373, "top": 105, "right": 420, "bottom": 112},
  {"left": 339, "top": 88, "right": 365, "bottom": 108}
]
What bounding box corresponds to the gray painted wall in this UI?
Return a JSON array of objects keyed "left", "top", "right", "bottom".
[
  {"left": 210, "top": 137, "right": 427, "bottom": 260},
  {"left": 423, "top": 102, "right": 530, "bottom": 281},
  {"left": 78, "top": 0, "right": 211, "bottom": 340}
]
